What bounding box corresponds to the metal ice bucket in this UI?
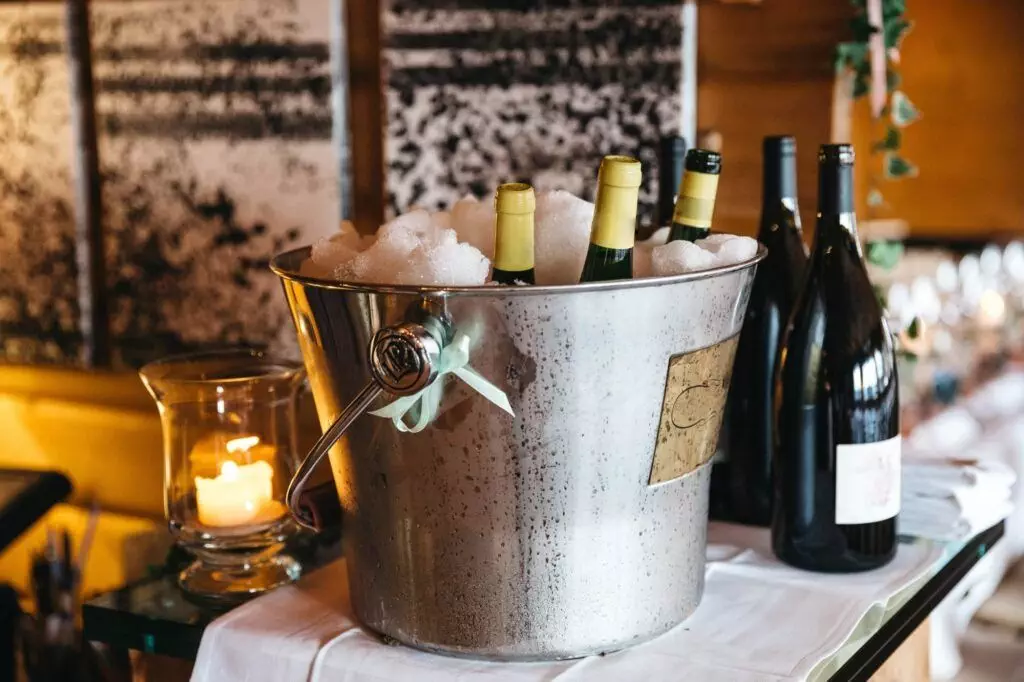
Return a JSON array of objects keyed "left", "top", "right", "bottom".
[{"left": 271, "top": 245, "right": 763, "bottom": 660}]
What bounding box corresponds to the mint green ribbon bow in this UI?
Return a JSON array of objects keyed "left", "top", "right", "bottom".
[{"left": 367, "top": 332, "right": 514, "bottom": 433}]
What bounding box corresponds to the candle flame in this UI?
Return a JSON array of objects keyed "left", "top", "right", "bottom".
[{"left": 225, "top": 435, "right": 260, "bottom": 454}]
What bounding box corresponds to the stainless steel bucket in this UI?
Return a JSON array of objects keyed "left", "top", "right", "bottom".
[{"left": 271, "top": 246, "right": 763, "bottom": 660}]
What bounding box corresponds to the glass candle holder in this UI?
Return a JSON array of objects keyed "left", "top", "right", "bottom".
[{"left": 140, "top": 350, "right": 305, "bottom": 604}]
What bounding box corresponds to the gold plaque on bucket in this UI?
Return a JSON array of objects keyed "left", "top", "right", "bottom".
[{"left": 649, "top": 335, "right": 739, "bottom": 486}]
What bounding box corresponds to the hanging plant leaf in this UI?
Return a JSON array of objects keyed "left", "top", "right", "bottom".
[
  {"left": 891, "top": 91, "right": 920, "bottom": 127},
  {"left": 882, "top": 0, "right": 907, "bottom": 20},
  {"left": 906, "top": 316, "right": 921, "bottom": 339},
  {"left": 884, "top": 18, "right": 912, "bottom": 49},
  {"left": 867, "top": 240, "right": 905, "bottom": 271},
  {"left": 872, "top": 126, "right": 902, "bottom": 152},
  {"left": 867, "top": 189, "right": 885, "bottom": 207},
  {"left": 835, "top": 41, "right": 869, "bottom": 72},
  {"left": 853, "top": 73, "right": 871, "bottom": 98},
  {"left": 850, "top": 14, "right": 879, "bottom": 42},
  {"left": 886, "top": 68, "right": 901, "bottom": 91},
  {"left": 885, "top": 153, "right": 919, "bottom": 179}
]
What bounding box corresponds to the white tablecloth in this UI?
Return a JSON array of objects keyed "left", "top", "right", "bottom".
[{"left": 192, "top": 524, "right": 944, "bottom": 682}]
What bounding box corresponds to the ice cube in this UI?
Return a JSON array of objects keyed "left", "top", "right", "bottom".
[
  {"left": 634, "top": 227, "right": 671, "bottom": 278},
  {"left": 336, "top": 209, "right": 490, "bottom": 286},
  {"left": 693, "top": 233, "right": 736, "bottom": 254},
  {"left": 377, "top": 209, "right": 435, "bottom": 242},
  {"left": 697, "top": 235, "right": 759, "bottom": 265},
  {"left": 535, "top": 190, "right": 595, "bottom": 285},
  {"left": 651, "top": 240, "right": 717, "bottom": 276},
  {"left": 306, "top": 220, "right": 366, "bottom": 277},
  {"left": 642, "top": 226, "right": 670, "bottom": 247},
  {"left": 634, "top": 245, "right": 654, "bottom": 279},
  {"left": 451, "top": 195, "right": 495, "bottom": 258},
  {"left": 412, "top": 240, "right": 490, "bottom": 286}
]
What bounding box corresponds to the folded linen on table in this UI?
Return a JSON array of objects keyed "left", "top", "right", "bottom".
[{"left": 191, "top": 524, "right": 944, "bottom": 682}]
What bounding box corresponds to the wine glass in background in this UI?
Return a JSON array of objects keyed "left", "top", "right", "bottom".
[{"left": 1001, "top": 241, "right": 1024, "bottom": 354}]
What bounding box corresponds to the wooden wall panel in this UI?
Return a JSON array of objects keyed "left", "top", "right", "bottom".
[
  {"left": 346, "top": 0, "right": 385, "bottom": 233},
  {"left": 697, "top": 0, "right": 853, "bottom": 237},
  {"left": 852, "top": 0, "right": 1024, "bottom": 238}
]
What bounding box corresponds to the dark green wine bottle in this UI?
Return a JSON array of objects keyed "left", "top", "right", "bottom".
[
  {"left": 491, "top": 183, "right": 536, "bottom": 285},
  {"left": 667, "top": 149, "right": 722, "bottom": 242},
  {"left": 579, "top": 155, "right": 642, "bottom": 283}
]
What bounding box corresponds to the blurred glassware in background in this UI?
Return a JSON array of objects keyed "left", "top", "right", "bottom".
[{"left": 884, "top": 242, "right": 1024, "bottom": 422}]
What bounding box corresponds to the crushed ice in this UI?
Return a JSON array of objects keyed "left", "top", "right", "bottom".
[{"left": 304, "top": 192, "right": 758, "bottom": 286}]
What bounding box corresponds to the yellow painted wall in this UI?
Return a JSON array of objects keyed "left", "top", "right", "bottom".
[
  {"left": 0, "top": 366, "right": 165, "bottom": 518},
  {"left": 0, "top": 366, "right": 168, "bottom": 601}
]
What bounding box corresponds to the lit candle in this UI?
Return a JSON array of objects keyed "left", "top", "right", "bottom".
[{"left": 195, "top": 459, "right": 285, "bottom": 528}]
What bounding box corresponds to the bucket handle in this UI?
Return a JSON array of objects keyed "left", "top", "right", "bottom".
[{"left": 286, "top": 321, "right": 445, "bottom": 531}]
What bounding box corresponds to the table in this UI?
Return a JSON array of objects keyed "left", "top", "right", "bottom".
[{"left": 82, "top": 521, "right": 1004, "bottom": 682}]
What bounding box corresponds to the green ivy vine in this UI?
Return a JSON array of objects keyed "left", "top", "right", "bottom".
[
  {"left": 835, "top": 0, "right": 921, "bottom": 212},
  {"left": 836, "top": 0, "right": 922, "bottom": 350}
]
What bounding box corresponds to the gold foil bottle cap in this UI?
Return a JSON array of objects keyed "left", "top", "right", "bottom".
[
  {"left": 598, "top": 155, "right": 642, "bottom": 188},
  {"left": 494, "top": 182, "right": 535, "bottom": 214}
]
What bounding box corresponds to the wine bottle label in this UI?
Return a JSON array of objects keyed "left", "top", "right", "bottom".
[
  {"left": 648, "top": 335, "right": 739, "bottom": 485},
  {"left": 493, "top": 213, "right": 535, "bottom": 272},
  {"left": 672, "top": 172, "right": 719, "bottom": 229},
  {"left": 591, "top": 185, "right": 639, "bottom": 250},
  {"left": 835, "top": 435, "right": 902, "bottom": 524}
]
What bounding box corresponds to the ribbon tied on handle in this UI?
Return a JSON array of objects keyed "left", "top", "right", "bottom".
[{"left": 368, "top": 332, "right": 514, "bottom": 433}]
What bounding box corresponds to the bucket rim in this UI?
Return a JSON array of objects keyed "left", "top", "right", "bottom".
[{"left": 270, "top": 244, "right": 766, "bottom": 297}]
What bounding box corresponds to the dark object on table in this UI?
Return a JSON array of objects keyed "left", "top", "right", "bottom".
[
  {"left": 83, "top": 531, "right": 342, "bottom": 660},
  {"left": 0, "top": 585, "right": 21, "bottom": 682},
  {"left": 0, "top": 470, "right": 72, "bottom": 552},
  {"left": 774, "top": 145, "right": 900, "bottom": 572},
  {"left": 21, "top": 519, "right": 120, "bottom": 682},
  {"left": 716, "top": 135, "right": 808, "bottom": 527}
]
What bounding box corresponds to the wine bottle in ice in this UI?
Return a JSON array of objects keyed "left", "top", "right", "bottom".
[
  {"left": 579, "top": 155, "right": 642, "bottom": 283},
  {"left": 657, "top": 136, "right": 688, "bottom": 229},
  {"left": 772, "top": 144, "right": 900, "bottom": 572},
  {"left": 667, "top": 149, "right": 721, "bottom": 243},
  {"left": 722, "top": 135, "right": 808, "bottom": 526},
  {"left": 491, "top": 183, "right": 536, "bottom": 285}
]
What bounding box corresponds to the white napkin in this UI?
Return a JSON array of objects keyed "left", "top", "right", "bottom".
[
  {"left": 903, "top": 459, "right": 1016, "bottom": 497},
  {"left": 191, "top": 561, "right": 358, "bottom": 682},
  {"left": 192, "top": 525, "right": 944, "bottom": 682},
  {"left": 900, "top": 437, "right": 1016, "bottom": 542},
  {"left": 899, "top": 492, "right": 1013, "bottom": 542}
]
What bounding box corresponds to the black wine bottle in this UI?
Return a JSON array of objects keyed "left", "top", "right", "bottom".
[
  {"left": 491, "top": 183, "right": 536, "bottom": 285},
  {"left": 772, "top": 143, "right": 900, "bottom": 572},
  {"left": 579, "top": 155, "right": 642, "bottom": 283},
  {"left": 657, "top": 136, "right": 688, "bottom": 228},
  {"left": 667, "top": 149, "right": 721, "bottom": 243},
  {"left": 722, "top": 136, "right": 808, "bottom": 526}
]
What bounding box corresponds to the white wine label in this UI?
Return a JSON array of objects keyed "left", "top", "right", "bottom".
[
  {"left": 835, "top": 435, "right": 901, "bottom": 525},
  {"left": 648, "top": 335, "right": 739, "bottom": 485}
]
